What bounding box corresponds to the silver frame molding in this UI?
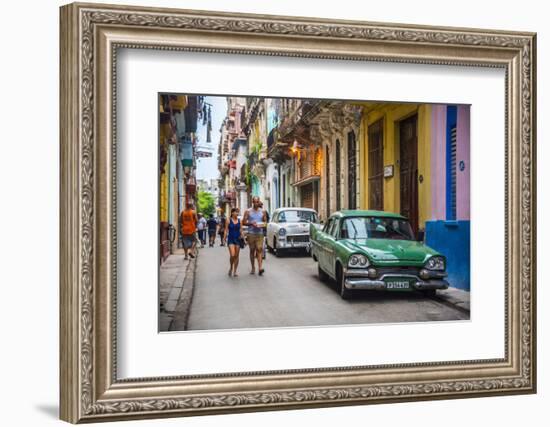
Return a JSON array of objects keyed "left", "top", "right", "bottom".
[{"left": 60, "top": 2, "right": 537, "bottom": 423}]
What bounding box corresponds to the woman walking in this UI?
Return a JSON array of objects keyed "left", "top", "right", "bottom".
[{"left": 224, "top": 208, "right": 243, "bottom": 277}]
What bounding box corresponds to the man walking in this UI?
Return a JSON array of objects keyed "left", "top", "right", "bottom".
[
  {"left": 242, "top": 196, "right": 267, "bottom": 275},
  {"left": 206, "top": 214, "right": 218, "bottom": 247},
  {"left": 197, "top": 213, "right": 207, "bottom": 248},
  {"left": 180, "top": 202, "right": 198, "bottom": 260},
  {"left": 218, "top": 213, "right": 227, "bottom": 246},
  {"left": 259, "top": 201, "right": 269, "bottom": 260}
]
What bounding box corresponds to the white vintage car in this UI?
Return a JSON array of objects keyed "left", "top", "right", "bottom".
[{"left": 266, "top": 207, "right": 321, "bottom": 256}]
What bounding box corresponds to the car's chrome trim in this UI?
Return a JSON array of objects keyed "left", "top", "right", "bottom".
[
  {"left": 413, "top": 280, "right": 449, "bottom": 290},
  {"left": 343, "top": 268, "right": 370, "bottom": 277},
  {"left": 344, "top": 276, "right": 450, "bottom": 291},
  {"left": 344, "top": 278, "right": 385, "bottom": 290}
]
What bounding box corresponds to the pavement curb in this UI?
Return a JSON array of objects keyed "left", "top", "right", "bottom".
[
  {"left": 169, "top": 254, "right": 198, "bottom": 331},
  {"left": 434, "top": 287, "right": 470, "bottom": 314}
]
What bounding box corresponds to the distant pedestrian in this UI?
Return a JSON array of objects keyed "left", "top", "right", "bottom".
[
  {"left": 243, "top": 196, "right": 267, "bottom": 275},
  {"left": 197, "top": 213, "right": 207, "bottom": 247},
  {"left": 207, "top": 214, "right": 218, "bottom": 247},
  {"left": 180, "top": 202, "right": 198, "bottom": 260},
  {"left": 259, "top": 201, "right": 269, "bottom": 260},
  {"left": 224, "top": 208, "right": 244, "bottom": 277},
  {"left": 218, "top": 214, "right": 227, "bottom": 246}
]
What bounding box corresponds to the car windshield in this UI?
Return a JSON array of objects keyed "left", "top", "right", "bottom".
[
  {"left": 341, "top": 217, "right": 415, "bottom": 240},
  {"left": 278, "top": 210, "right": 317, "bottom": 223}
]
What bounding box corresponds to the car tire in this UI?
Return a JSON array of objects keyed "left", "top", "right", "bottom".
[
  {"left": 318, "top": 265, "right": 329, "bottom": 282},
  {"left": 274, "top": 237, "right": 283, "bottom": 257},
  {"left": 421, "top": 289, "right": 437, "bottom": 298},
  {"left": 336, "top": 264, "right": 352, "bottom": 300}
]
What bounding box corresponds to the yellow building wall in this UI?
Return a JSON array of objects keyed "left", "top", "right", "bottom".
[
  {"left": 359, "top": 103, "right": 432, "bottom": 229},
  {"left": 169, "top": 95, "right": 188, "bottom": 111},
  {"left": 159, "top": 123, "right": 170, "bottom": 223},
  {"left": 417, "top": 104, "right": 432, "bottom": 228},
  {"left": 359, "top": 114, "right": 368, "bottom": 209},
  {"left": 160, "top": 166, "right": 168, "bottom": 223}
]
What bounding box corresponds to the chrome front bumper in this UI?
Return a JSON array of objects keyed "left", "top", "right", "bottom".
[
  {"left": 344, "top": 278, "right": 449, "bottom": 291},
  {"left": 277, "top": 236, "right": 310, "bottom": 249}
]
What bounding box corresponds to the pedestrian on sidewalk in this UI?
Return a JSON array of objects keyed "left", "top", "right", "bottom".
[
  {"left": 223, "top": 207, "right": 244, "bottom": 277},
  {"left": 218, "top": 213, "right": 227, "bottom": 246},
  {"left": 207, "top": 214, "right": 218, "bottom": 247},
  {"left": 197, "top": 213, "right": 207, "bottom": 247},
  {"left": 180, "top": 202, "right": 198, "bottom": 260},
  {"left": 259, "top": 201, "right": 269, "bottom": 260},
  {"left": 243, "top": 196, "right": 267, "bottom": 275}
]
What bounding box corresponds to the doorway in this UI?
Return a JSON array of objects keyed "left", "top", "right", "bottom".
[
  {"left": 399, "top": 114, "right": 419, "bottom": 233},
  {"left": 368, "top": 120, "right": 384, "bottom": 211},
  {"left": 347, "top": 131, "right": 357, "bottom": 209}
]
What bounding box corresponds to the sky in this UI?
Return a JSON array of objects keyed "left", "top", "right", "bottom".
[{"left": 195, "top": 95, "right": 227, "bottom": 181}]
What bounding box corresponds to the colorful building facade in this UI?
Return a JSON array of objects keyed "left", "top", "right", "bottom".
[
  {"left": 216, "top": 97, "right": 470, "bottom": 291},
  {"left": 357, "top": 102, "right": 470, "bottom": 290},
  {"left": 158, "top": 94, "right": 205, "bottom": 264}
]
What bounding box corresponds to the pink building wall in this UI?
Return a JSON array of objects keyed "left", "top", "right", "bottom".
[
  {"left": 456, "top": 105, "right": 470, "bottom": 220},
  {"left": 430, "top": 104, "right": 470, "bottom": 221}
]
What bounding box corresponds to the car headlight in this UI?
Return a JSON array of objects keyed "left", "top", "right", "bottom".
[
  {"left": 348, "top": 254, "right": 369, "bottom": 268},
  {"left": 425, "top": 256, "right": 445, "bottom": 271},
  {"left": 278, "top": 228, "right": 286, "bottom": 236}
]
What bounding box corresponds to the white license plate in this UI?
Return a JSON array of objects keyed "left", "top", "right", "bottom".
[{"left": 386, "top": 281, "right": 410, "bottom": 289}]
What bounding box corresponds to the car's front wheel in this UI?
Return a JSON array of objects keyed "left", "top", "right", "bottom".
[
  {"left": 273, "top": 237, "right": 283, "bottom": 257},
  {"left": 421, "top": 289, "right": 437, "bottom": 298},
  {"left": 318, "top": 265, "right": 329, "bottom": 282},
  {"left": 336, "top": 264, "right": 352, "bottom": 300}
]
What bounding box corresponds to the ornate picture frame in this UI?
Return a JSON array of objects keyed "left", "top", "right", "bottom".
[{"left": 60, "top": 2, "right": 536, "bottom": 423}]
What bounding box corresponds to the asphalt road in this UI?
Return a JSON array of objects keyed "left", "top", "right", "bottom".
[{"left": 187, "top": 243, "right": 469, "bottom": 331}]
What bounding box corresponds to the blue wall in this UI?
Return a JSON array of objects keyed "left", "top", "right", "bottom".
[{"left": 425, "top": 220, "right": 470, "bottom": 291}]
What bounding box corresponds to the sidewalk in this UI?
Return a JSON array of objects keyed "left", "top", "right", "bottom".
[
  {"left": 435, "top": 286, "right": 470, "bottom": 312},
  {"left": 159, "top": 249, "right": 197, "bottom": 331}
]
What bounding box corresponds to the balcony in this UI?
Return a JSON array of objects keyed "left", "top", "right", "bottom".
[
  {"left": 293, "top": 146, "right": 322, "bottom": 186},
  {"left": 220, "top": 190, "right": 236, "bottom": 204}
]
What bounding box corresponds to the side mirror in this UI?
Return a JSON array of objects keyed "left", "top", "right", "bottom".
[{"left": 416, "top": 229, "right": 425, "bottom": 242}]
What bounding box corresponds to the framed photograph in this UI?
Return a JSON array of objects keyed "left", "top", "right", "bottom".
[{"left": 60, "top": 2, "right": 537, "bottom": 423}]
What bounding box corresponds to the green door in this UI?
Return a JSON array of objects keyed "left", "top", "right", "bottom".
[
  {"left": 317, "top": 218, "right": 332, "bottom": 273},
  {"left": 324, "top": 218, "right": 339, "bottom": 279}
]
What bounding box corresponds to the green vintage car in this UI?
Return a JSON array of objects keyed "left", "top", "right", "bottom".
[{"left": 310, "top": 210, "right": 449, "bottom": 299}]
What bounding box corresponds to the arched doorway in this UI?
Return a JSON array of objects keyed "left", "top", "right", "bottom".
[
  {"left": 272, "top": 176, "right": 279, "bottom": 210},
  {"left": 335, "top": 139, "right": 341, "bottom": 211},
  {"left": 347, "top": 130, "right": 357, "bottom": 209},
  {"left": 325, "top": 145, "right": 330, "bottom": 217}
]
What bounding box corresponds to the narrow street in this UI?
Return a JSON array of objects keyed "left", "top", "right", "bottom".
[{"left": 187, "top": 243, "right": 469, "bottom": 331}]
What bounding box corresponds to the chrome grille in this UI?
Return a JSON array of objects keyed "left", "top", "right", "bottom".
[
  {"left": 375, "top": 267, "right": 421, "bottom": 277},
  {"left": 287, "top": 235, "right": 310, "bottom": 243}
]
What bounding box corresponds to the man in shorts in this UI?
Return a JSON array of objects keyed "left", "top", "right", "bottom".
[
  {"left": 197, "top": 213, "right": 207, "bottom": 248},
  {"left": 218, "top": 213, "right": 227, "bottom": 246},
  {"left": 180, "top": 202, "right": 198, "bottom": 260},
  {"left": 206, "top": 214, "right": 218, "bottom": 247},
  {"left": 242, "top": 196, "right": 267, "bottom": 275}
]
